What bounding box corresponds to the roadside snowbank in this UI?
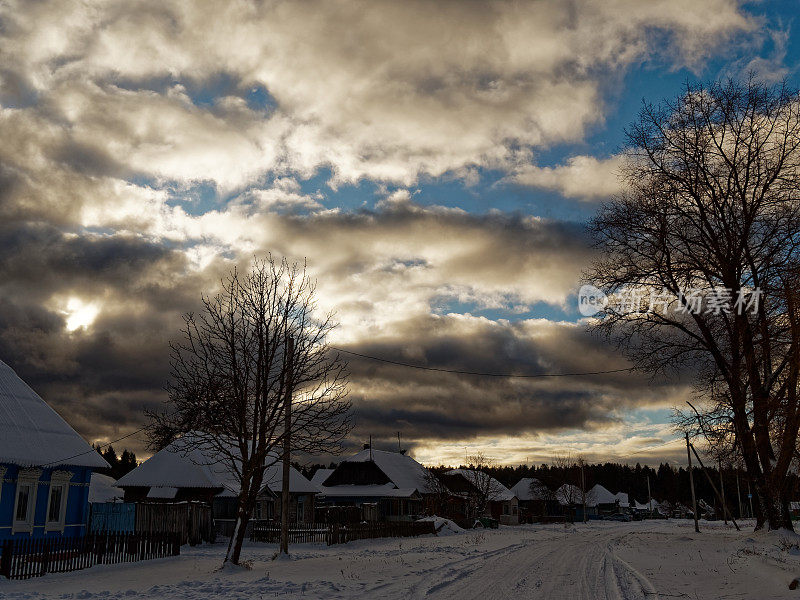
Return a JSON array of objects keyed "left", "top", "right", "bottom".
[{"left": 418, "top": 516, "right": 465, "bottom": 536}]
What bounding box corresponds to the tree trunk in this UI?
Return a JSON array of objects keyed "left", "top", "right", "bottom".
[
  {"left": 225, "top": 465, "right": 265, "bottom": 564},
  {"left": 226, "top": 504, "right": 251, "bottom": 565}
]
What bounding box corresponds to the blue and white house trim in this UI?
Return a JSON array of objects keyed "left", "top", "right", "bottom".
[{"left": 0, "top": 359, "right": 108, "bottom": 541}]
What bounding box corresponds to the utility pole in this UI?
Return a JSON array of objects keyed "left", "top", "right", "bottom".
[
  {"left": 580, "top": 460, "right": 587, "bottom": 524},
  {"left": 686, "top": 433, "right": 700, "bottom": 533},
  {"left": 747, "top": 479, "right": 753, "bottom": 519},
  {"left": 689, "top": 444, "right": 739, "bottom": 531},
  {"left": 647, "top": 475, "right": 652, "bottom": 517},
  {"left": 736, "top": 466, "right": 743, "bottom": 520},
  {"left": 719, "top": 458, "right": 727, "bottom": 525},
  {"left": 280, "top": 336, "right": 295, "bottom": 556}
]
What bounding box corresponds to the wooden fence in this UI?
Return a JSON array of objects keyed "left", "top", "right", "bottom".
[
  {"left": 327, "top": 521, "right": 436, "bottom": 544},
  {"left": 250, "top": 522, "right": 328, "bottom": 544},
  {"left": 135, "top": 502, "right": 214, "bottom": 546},
  {"left": 90, "top": 501, "right": 214, "bottom": 546},
  {"left": 0, "top": 532, "right": 180, "bottom": 580},
  {"left": 250, "top": 520, "right": 436, "bottom": 546}
]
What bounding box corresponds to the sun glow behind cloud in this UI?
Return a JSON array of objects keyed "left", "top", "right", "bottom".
[{"left": 63, "top": 297, "right": 100, "bottom": 332}]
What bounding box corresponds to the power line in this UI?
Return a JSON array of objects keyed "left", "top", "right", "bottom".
[
  {"left": 615, "top": 438, "right": 684, "bottom": 461},
  {"left": 331, "top": 347, "right": 635, "bottom": 378},
  {"left": 41, "top": 425, "right": 149, "bottom": 468},
  {"left": 42, "top": 349, "right": 635, "bottom": 468}
]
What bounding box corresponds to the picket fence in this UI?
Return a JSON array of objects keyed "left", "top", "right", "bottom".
[{"left": 0, "top": 532, "right": 180, "bottom": 580}]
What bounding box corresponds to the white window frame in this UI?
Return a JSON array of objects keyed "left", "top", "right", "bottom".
[
  {"left": 45, "top": 470, "right": 73, "bottom": 533},
  {"left": 296, "top": 496, "right": 305, "bottom": 523},
  {"left": 0, "top": 466, "right": 6, "bottom": 508},
  {"left": 12, "top": 468, "right": 41, "bottom": 534}
]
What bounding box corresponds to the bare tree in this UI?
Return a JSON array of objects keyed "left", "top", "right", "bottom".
[
  {"left": 550, "top": 453, "right": 581, "bottom": 504},
  {"left": 527, "top": 478, "right": 555, "bottom": 502},
  {"left": 149, "top": 257, "right": 351, "bottom": 564},
  {"left": 463, "top": 453, "right": 508, "bottom": 520},
  {"left": 586, "top": 77, "right": 800, "bottom": 530},
  {"left": 423, "top": 468, "right": 454, "bottom": 517}
]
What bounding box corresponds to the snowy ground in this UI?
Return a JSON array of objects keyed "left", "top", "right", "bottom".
[{"left": 4, "top": 520, "right": 800, "bottom": 599}]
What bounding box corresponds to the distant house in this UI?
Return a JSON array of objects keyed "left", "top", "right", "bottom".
[
  {"left": 442, "top": 469, "right": 519, "bottom": 525},
  {"left": 584, "top": 485, "right": 630, "bottom": 517},
  {"left": 115, "top": 434, "right": 318, "bottom": 524},
  {"left": 510, "top": 477, "right": 558, "bottom": 520},
  {"left": 317, "top": 448, "right": 433, "bottom": 521},
  {"left": 0, "top": 359, "right": 109, "bottom": 540},
  {"left": 555, "top": 483, "right": 595, "bottom": 520}
]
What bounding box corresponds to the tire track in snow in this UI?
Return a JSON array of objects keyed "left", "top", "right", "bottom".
[{"left": 365, "top": 527, "right": 660, "bottom": 600}]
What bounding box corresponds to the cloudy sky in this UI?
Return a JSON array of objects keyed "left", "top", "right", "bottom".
[{"left": 1, "top": 0, "right": 796, "bottom": 467}]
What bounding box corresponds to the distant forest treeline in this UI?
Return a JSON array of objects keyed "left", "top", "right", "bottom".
[{"left": 92, "top": 445, "right": 138, "bottom": 480}]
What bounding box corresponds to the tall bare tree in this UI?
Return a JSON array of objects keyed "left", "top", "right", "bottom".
[
  {"left": 586, "top": 77, "right": 800, "bottom": 530},
  {"left": 463, "top": 453, "right": 507, "bottom": 520},
  {"left": 149, "top": 257, "right": 351, "bottom": 564}
]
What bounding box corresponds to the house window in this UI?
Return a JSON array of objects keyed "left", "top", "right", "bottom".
[
  {"left": 296, "top": 497, "right": 305, "bottom": 523},
  {"left": 15, "top": 484, "right": 32, "bottom": 521},
  {"left": 46, "top": 470, "right": 73, "bottom": 533},
  {"left": 45, "top": 484, "right": 67, "bottom": 531},
  {"left": 13, "top": 479, "right": 37, "bottom": 533}
]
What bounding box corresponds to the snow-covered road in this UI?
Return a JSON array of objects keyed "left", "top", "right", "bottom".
[
  {"left": 4, "top": 520, "right": 800, "bottom": 599},
  {"left": 368, "top": 527, "right": 657, "bottom": 599}
]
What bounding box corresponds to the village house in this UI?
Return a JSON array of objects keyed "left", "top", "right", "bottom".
[
  {"left": 114, "top": 434, "right": 318, "bottom": 528},
  {"left": 441, "top": 469, "right": 519, "bottom": 525},
  {"left": 0, "top": 359, "right": 109, "bottom": 540},
  {"left": 510, "top": 477, "right": 559, "bottom": 521},
  {"left": 316, "top": 447, "right": 433, "bottom": 521}
]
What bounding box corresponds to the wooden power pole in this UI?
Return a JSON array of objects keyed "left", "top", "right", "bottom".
[
  {"left": 719, "top": 459, "right": 727, "bottom": 525},
  {"left": 686, "top": 433, "right": 700, "bottom": 533},
  {"left": 280, "top": 336, "right": 295, "bottom": 555},
  {"left": 736, "top": 466, "right": 743, "bottom": 520},
  {"left": 581, "top": 461, "right": 587, "bottom": 524}
]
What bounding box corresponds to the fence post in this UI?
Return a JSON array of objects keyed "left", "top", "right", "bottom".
[
  {"left": 0, "top": 540, "right": 11, "bottom": 578},
  {"left": 40, "top": 541, "right": 50, "bottom": 577}
]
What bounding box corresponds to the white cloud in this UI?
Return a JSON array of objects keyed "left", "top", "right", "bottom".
[
  {"left": 0, "top": 0, "right": 756, "bottom": 189},
  {"left": 508, "top": 154, "right": 626, "bottom": 201}
]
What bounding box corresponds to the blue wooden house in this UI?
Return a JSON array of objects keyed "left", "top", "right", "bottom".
[{"left": 0, "top": 359, "right": 108, "bottom": 541}]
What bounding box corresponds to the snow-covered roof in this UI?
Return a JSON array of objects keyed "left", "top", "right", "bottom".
[
  {"left": 342, "top": 449, "right": 433, "bottom": 493},
  {"left": 0, "top": 359, "right": 108, "bottom": 469},
  {"left": 589, "top": 484, "right": 617, "bottom": 506},
  {"left": 444, "top": 469, "right": 516, "bottom": 501},
  {"left": 311, "top": 468, "right": 334, "bottom": 487},
  {"left": 510, "top": 477, "right": 550, "bottom": 501},
  {"left": 148, "top": 486, "right": 178, "bottom": 499},
  {"left": 116, "top": 433, "right": 318, "bottom": 496},
  {"left": 88, "top": 473, "right": 124, "bottom": 503},
  {"left": 614, "top": 492, "right": 629, "bottom": 508},
  {"left": 317, "top": 483, "right": 418, "bottom": 498}
]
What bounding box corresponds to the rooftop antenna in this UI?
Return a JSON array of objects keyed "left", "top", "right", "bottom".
[{"left": 397, "top": 431, "right": 402, "bottom": 453}]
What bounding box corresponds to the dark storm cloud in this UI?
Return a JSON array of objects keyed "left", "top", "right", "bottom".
[{"left": 0, "top": 0, "right": 746, "bottom": 461}]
